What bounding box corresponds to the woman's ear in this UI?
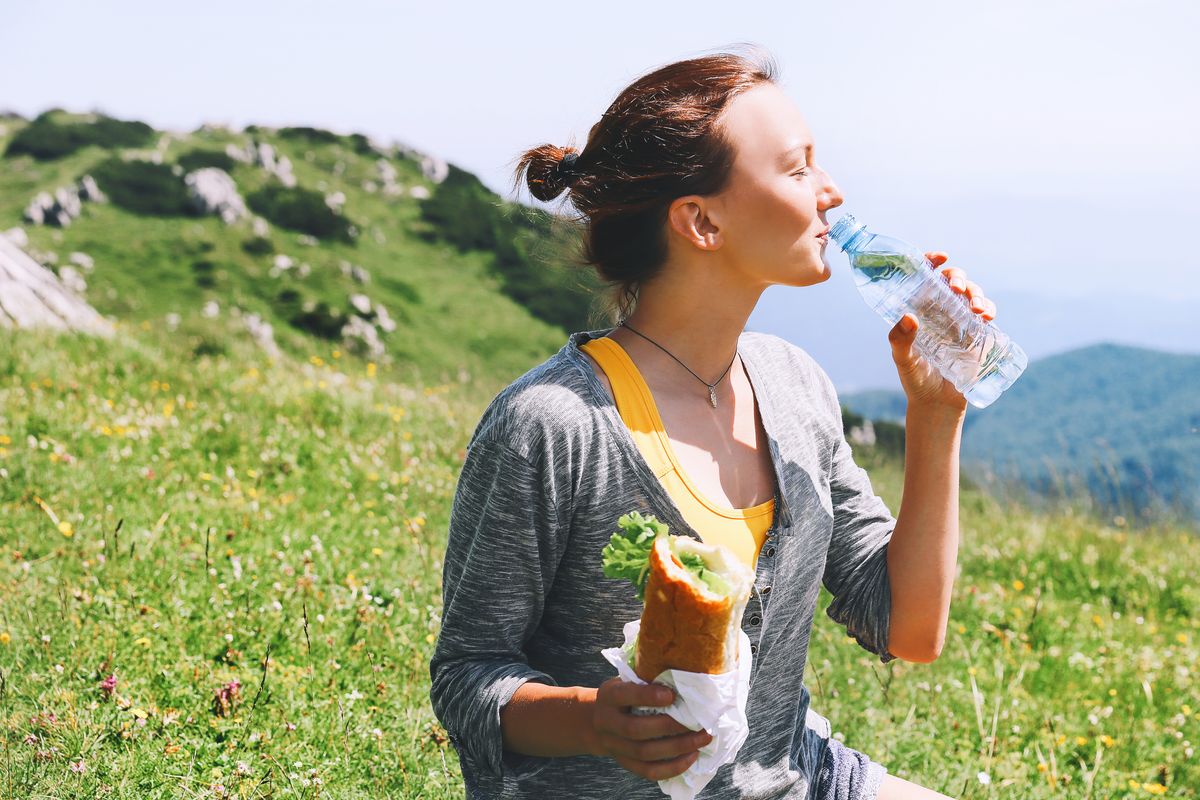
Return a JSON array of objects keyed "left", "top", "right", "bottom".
[{"left": 667, "top": 195, "right": 723, "bottom": 252}]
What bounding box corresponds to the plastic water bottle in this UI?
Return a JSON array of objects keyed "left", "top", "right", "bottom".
[{"left": 827, "top": 213, "right": 1028, "bottom": 409}]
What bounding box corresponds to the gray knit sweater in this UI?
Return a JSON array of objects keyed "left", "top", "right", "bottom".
[{"left": 430, "top": 327, "right": 897, "bottom": 799}]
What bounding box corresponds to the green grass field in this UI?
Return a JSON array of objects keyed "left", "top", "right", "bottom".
[{"left": 1, "top": 327, "right": 1196, "bottom": 798}]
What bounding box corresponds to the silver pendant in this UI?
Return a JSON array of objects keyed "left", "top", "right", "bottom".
[{"left": 708, "top": 386, "right": 717, "bottom": 408}]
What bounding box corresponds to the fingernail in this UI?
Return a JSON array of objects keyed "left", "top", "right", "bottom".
[{"left": 901, "top": 316, "right": 916, "bottom": 333}]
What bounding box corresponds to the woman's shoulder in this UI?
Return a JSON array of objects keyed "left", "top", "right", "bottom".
[
  {"left": 739, "top": 330, "right": 839, "bottom": 413},
  {"left": 466, "top": 345, "right": 607, "bottom": 463}
]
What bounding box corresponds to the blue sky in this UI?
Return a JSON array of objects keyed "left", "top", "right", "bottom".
[{"left": 4, "top": 1, "right": 1197, "bottom": 390}]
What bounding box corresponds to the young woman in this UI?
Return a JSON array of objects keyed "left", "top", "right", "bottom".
[{"left": 430, "top": 46, "right": 996, "bottom": 800}]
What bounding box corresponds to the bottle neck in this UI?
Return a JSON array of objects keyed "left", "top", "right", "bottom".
[{"left": 828, "top": 214, "right": 870, "bottom": 252}]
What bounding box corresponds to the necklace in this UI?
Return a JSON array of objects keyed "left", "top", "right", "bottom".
[{"left": 618, "top": 320, "right": 738, "bottom": 409}]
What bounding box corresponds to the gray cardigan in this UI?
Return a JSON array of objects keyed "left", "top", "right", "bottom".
[{"left": 430, "top": 327, "right": 897, "bottom": 799}]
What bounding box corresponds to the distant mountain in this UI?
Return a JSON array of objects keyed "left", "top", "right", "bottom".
[
  {"left": 841, "top": 344, "right": 1200, "bottom": 524},
  {"left": 837, "top": 389, "right": 908, "bottom": 425}
]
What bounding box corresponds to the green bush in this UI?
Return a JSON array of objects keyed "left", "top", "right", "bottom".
[
  {"left": 241, "top": 236, "right": 274, "bottom": 255},
  {"left": 288, "top": 301, "right": 347, "bottom": 340},
  {"left": 177, "top": 148, "right": 237, "bottom": 173},
  {"left": 91, "top": 158, "right": 197, "bottom": 217},
  {"left": 278, "top": 126, "right": 342, "bottom": 145},
  {"left": 246, "top": 184, "right": 355, "bottom": 243},
  {"left": 5, "top": 112, "right": 154, "bottom": 160}
]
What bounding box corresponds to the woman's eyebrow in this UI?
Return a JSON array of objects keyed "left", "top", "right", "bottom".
[{"left": 778, "top": 142, "right": 813, "bottom": 168}]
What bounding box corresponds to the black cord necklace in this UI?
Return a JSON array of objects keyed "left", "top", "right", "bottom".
[{"left": 619, "top": 320, "right": 738, "bottom": 409}]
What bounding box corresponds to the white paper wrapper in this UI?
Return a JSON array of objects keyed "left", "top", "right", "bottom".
[{"left": 600, "top": 618, "right": 752, "bottom": 800}]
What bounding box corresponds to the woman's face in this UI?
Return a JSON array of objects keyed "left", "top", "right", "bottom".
[{"left": 704, "top": 82, "right": 844, "bottom": 288}]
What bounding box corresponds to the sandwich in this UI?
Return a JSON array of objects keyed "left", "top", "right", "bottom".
[{"left": 601, "top": 511, "right": 755, "bottom": 681}]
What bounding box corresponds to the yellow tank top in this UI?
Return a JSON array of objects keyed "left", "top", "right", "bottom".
[{"left": 580, "top": 336, "right": 774, "bottom": 570}]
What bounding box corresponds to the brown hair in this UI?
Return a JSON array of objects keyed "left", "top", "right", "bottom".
[{"left": 510, "top": 44, "right": 780, "bottom": 325}]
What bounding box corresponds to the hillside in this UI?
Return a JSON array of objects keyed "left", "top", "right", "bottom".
[
  {"left": 842, "top": 344, "right": 1200, "bottom": 525},
  {"left": 0, "top": 110, "right": 604, "bottom": 389}
]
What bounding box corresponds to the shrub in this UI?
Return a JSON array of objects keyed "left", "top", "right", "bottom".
[
  {"left": 278, "top": 126, "right": 341, "bottom": 145},
  {"left": 91, "top": 158, "right": 197, "bottom": 217},
  {"left": 192, "top": 260, "right": 217, "bottom": 288},
  {"left": 288, "top": 301, "right": 346, "bottom": 340},
  {"left": 246, "top": 184, "right": 354, "bottom": 243},
  {"left": 5, "top": 113, "right": 154, "bottom": 160},
  {"left": 177, "top": 148, "right": 237, "bottom": 173},
  {"left": 241, "top": 236, "right": 274, "bottom": 255}
]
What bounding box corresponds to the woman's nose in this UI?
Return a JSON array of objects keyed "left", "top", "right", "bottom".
[{"left": 816, "top": 166, "right": 843, "bottom": 210}]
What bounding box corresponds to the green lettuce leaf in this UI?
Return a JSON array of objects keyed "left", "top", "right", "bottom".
[{"left": 600, "top": 511, "right": 668, "bottom": 600}]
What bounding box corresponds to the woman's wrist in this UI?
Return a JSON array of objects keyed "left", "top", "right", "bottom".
[{"left": 501, "top": 682, "right": 602, "bottom": 759}]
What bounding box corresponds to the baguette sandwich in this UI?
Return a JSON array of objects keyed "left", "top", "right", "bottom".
[{"left": 601, "top": 511, "right": 755, "bottom": 681}]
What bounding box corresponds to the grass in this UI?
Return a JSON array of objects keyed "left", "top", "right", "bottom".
[{"left": 0, "top": 327, "right": 1196, "bottom": 799}]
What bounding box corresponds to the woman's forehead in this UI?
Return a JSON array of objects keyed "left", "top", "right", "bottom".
[{"left": 723, "top": 85, "right": 813, "bottom": 167}]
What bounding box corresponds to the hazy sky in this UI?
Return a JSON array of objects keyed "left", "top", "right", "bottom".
[{"left": 4, "top": 1, "right": 1197, "bottom": 389}]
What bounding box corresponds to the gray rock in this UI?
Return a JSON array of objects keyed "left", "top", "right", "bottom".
[
  {"left": 185, "top": 168, "right": 247, "bottom": 224},
  {"left": 244, "top": 313, "right": 282, "bottom": 357},
  {"left": 78, "top": 175, "right": 106, "bottom": 203},
  {"left": 0, "top": 236, "right": 113, "bottom": 335},
  {"left": 374, "top": 303, "right": 397, "bottom": 333},
  {"left": 349, "top": 293, "right": 372, "bottom": 315},
  {"left": 341, "top": 315, "right": 384, "bottom": 358},
  {"left": 59, "top": 265, "right": 87, "bottom": 294}
]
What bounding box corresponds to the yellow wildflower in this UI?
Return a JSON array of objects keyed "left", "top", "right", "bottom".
[
  {"left": 1075, "top": 736, "right": 1088, "bottom": 746},
  {"left": 0, "top": 435, "right": 10, "bottom": 445},
  {"left": 1012, "top": 579, "right": 1025, "bottom": 591},
  {"left": 367, "top": 363, "right": 377, "bottom": 377},
  {"left": 1175, "top": 633, "right": 1189, "bottom": 645},
  {"left": 133, "top": 637, "right": 151, "bottom": 648},
  {"left": 58, "top": 521, "right": 74, "bottom": 537},
  {"left": 1143, "top": 783, "right": 1168, "bottom": 795},
  {"left": 1100, "top": 735, "right": 1115, "bottom": 747},
  {"left": 0, "top": 632, "right": 10, "bottom": 645}
]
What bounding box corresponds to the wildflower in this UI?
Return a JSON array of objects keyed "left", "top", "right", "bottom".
[
  {"left": 1100, "top": 734, "right": 1115, "bottom": 747},
  {"left": 1012, "top": 579, "right": 1024, "bottom": 591},
  {"left": 213, "top": 679, "right": 242, "bottom": 717},
  {"left": 58, "top": 521, "right": 74, "bottom": 537},
  {"left": 70, "top": 759, "right": 86, "bottom": 774},
  {"left": 99, "top": 672, "right": 117, "bottom": 699},
  {"left": 977, "top": 771, "right": 991, "bottom": 785},
  {"left": 1143, "top": 783, "right": 1168, "bottom": 795},
  {"left": 0, "top": 632, "right": 10, "bottom": 645},
  {"left": 1075, "top": 736, "right": 1088, "bottom": 746}
]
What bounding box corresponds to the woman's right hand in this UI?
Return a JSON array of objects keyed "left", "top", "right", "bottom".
[{"left": 588, "top": 678, "right": 713, "bottom": 781}]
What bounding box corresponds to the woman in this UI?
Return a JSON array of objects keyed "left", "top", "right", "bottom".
[{"left": 430, "top": 46, "right": 996, "bottom": 800}]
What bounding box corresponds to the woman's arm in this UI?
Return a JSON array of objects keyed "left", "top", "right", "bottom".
[
  {"left": 502, "top": 680, "right": 712, "bottom": 781},
  {"left": 885, "top": 403, "right": 965, "bottom": 662}
]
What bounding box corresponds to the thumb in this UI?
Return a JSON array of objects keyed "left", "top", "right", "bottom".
[{"left": 888, "top": 314, "right": 920, "bottom": 367}]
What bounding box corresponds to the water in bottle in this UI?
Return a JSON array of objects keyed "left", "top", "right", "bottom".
[{"left": 826, "top": 213, "right": 1027, "bottom": 409}]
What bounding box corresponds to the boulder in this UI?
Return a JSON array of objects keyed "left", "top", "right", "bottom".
[
  {"left": 0, "top": 235, "right": 113, "bottom": 335},
  {"left": 185, "top": 168, "right": 247, "bottom": 224}
]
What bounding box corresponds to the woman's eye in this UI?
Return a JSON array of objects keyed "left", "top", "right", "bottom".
[{"left": 793, "top": 168, "right": 810, "bottom": 177}]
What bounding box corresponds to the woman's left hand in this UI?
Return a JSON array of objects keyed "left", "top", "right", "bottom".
[{"left": 888, "top": 251, "right": 998, "bottom": 412}]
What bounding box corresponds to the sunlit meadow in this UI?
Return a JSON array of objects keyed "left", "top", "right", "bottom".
[{"left": 0, "top": 327, "right": 1196, "bottom": 798}]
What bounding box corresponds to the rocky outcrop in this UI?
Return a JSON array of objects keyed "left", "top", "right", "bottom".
[
  {"left": 0, "top": 230, "right": 113, "bottom": 335},
  {"left": 24, "top": 175, "right": 106, "bottom": 227},
  {"left": 185, "top": 168, "right": 247, "bottom": 224},
  {"left": 226, "top": 140, "right": 296, "bottom": 187}
]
